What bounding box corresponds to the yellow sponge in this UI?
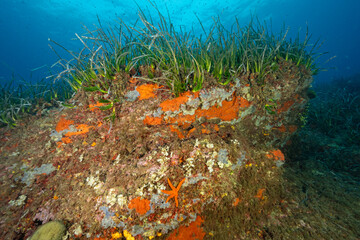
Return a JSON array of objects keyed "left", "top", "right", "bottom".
[{"left": 30, "top": 221, "right": 66, "bottom": 240}]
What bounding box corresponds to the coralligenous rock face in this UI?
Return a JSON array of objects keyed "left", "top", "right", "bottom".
[{"left": 0, "top": 71, "right": 312, "bottom": 239}]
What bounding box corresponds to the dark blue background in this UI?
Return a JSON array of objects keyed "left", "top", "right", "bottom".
[{"left": 1, "top": 0, "right": 359, "bottom": 85}]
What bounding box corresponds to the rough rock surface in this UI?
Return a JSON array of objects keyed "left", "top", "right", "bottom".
[{"left": 0, "top": 69, "right": 312, "bottom": 239}]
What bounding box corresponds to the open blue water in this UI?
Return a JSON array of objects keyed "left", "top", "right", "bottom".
[{"left": 0, "top": 0, "right": 360, "bottom": 85}]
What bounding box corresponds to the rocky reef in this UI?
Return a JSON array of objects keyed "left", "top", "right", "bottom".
[{"left": 0, "top": 60, "right": 313, "bottom": 239}]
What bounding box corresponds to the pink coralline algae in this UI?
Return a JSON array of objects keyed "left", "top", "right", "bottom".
[{"left": 33, "top": 206, "right": 55, "bottom": 224}]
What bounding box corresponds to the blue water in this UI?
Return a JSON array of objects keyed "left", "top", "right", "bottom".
[{"left": 0, "top": 0, "right": 360, "bottom": 85}]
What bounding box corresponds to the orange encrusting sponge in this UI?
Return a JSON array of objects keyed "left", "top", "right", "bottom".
[
  {"left": 128, "top": 197, "right": 151, "bottom": 215},
  {"left": 166, "top": 216, "right": 206, "bottom": 240},
  {"left": 55, "top": 117, "right": 74, "bottom": 132}
]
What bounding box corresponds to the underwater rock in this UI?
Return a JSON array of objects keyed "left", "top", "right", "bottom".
[
  {"left": 8, "top": 194, "right": 27, "bottom": 207},
  {"left": 20, "top": 163, "right": 56, "bottom": 186},
  {"left": 0, "top": 68, "right": 313, "bottom": 239}
]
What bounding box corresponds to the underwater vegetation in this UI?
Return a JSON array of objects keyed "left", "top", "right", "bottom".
[
  {"left": 282, "top": 76, "right": 360, "bottom": 239},
  {"left": 289, "top": 74, "right": 360, "bottom": 178},
  {"left": 46, "top": 6, "right": 323, "bottom": 120},
  {"left": 0, "top": 5, "right": 324, "bottom": 128},
  {"left": 0, "top": 77, "right": 72, "bottom": 128}
]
